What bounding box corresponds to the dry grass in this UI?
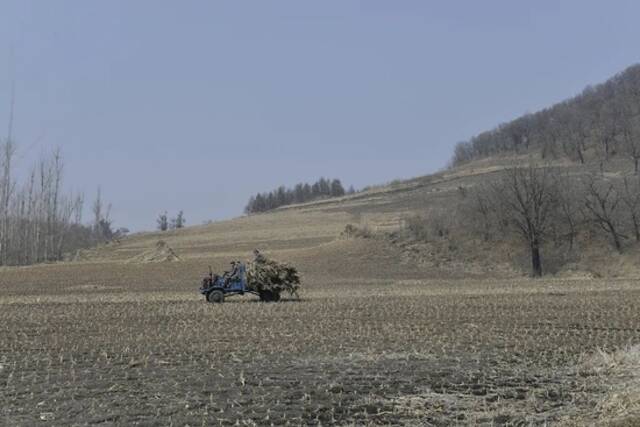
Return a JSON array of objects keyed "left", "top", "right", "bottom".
[
  {"left": 125, "top": 240, "right": 182, "bottom": 263},
  {"left": 561, "top": 345, "right": 640, "bottom": 426}
]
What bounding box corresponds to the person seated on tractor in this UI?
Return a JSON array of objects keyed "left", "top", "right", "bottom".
[
  {"left": 253, "top": 249, "right": 267, "bottom": 264},
  {"left": 223, "top": 261, "right": 241, "bottom": 287}
]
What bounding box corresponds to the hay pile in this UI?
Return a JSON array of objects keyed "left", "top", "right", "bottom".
[
  {"left": 245, "top": 256, "right": 301, "bottom": 296},
  {"left": 127, "top": 240, "right": 181, "bottom": 263},
  {"left": 574, "top": 345, "right": 640, "bottom": 424}
]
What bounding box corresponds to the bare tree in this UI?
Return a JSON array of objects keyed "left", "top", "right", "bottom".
[
  {"left": 555, "top": 173, "right": 581, "bottom": 250},
  {"left": 92, "top": 186, "right": 103, "bottom": 236},
  {"left": 92, "top": 186, "right": 112, "bottom": 242},
  {"left": 618, "top": 96, "right": 640, "bottom": 174},
  {"left": 507, "top": 115, "right": 534, "bottom": 153},
  {"left": 73, "top": 193, "right": 84, "bottom": 225},
  {"left": 0, "top": 143, "right": 101, "bottom": 265},
  {"left": 582, "top": 86, "right": 620, "bottom": 166},
  {"left": 452, "top": 141, "right": 474, "bottom": 165},
  {"left": 157, "top": 211, "right": 168, "bottom": 231},
  {"left": 487, "top": 165, "right": 558, "bottom": 277},
  {"left": 563, "top": 107, "right": 588, "bottom": 164},
  {"left": 582, "top": 175, "right": 625, "bottom": 252},
  {"left": 472, "top": 188, "right": 495, "bottom": 242},
  {"left": 537, "top": 112, "right": 560, "bottom": 160},
  {"left": 0, "top": 139, "right": 16, "bottom": 265},
  {"left": 170, "top": 210, "right": 185, "bottom": 229},
  {"left": 620, "top": 176, "right": 640, "bottom": 242}
]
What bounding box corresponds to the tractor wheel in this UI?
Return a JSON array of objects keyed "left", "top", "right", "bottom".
[
  {"left": 207, "top": 290, "right": 225, "bottom": 303},
  {"left": 259, "top": 290, "right": 273, "bottom": 302}
]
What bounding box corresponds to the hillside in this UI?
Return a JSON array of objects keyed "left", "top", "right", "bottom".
[
  {"left": 453, "top": 63, "right": 640, "bottom": 170},
  {"left": 61, "top": 158, "right": 500, "bottom": 274},
  {"left": 45, "top": 148, "right": 638, "bottom": 285}
]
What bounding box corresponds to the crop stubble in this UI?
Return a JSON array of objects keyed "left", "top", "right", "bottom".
[{"left": 1, "top": 266, "right": 640, "bottom": 425}]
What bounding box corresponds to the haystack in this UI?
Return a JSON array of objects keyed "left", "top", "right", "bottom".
[
  {"left": 127, "top": 240, "right": 181, "bottom": 263},
  {"left": 245, "top": 256, "right": 301, "bottom": 296}
]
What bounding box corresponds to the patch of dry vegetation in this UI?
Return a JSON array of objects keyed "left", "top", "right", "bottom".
[
  {"left": 126, "top": 240, "right": 181, "bottom": 263},
  {"left": 565, "top": 345, "right": 640, "bottom": 426}
]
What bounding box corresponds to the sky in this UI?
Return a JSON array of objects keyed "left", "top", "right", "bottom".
[{"left": 1, "top": 1, "right": 639, "bottom": 231}]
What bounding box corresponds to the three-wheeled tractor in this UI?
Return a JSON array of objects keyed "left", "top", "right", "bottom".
[{"left": 199, "top": 262, "right": 281, "bottom": 303}]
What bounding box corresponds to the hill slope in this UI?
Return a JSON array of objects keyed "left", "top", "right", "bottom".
[
  {"left": 453, "top": 63, "right": 640, "bottom": 170},
  {"left": 57, "top": 149, "right": 639, "bottom": 283}
]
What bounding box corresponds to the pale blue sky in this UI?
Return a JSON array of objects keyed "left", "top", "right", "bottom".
[{"left": 1, "top": 1, "right": 639, "bottom": 231}]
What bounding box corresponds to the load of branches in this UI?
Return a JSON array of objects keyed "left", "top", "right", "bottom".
[{"left": 245, "top": 256, "right": 301, "bottom": 297}]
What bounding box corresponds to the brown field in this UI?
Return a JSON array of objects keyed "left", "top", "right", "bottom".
[{"left": 2, "top": 169, "right": 640, "bottom": 426}]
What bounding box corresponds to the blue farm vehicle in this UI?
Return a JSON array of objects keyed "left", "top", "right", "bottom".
[{"left": 199, "top": 262, "right": 281, "bottom": 303}]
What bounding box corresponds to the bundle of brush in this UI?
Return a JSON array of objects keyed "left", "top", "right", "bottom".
[{"left": 246, "top": 256, "right": 301, "bottom": 297}]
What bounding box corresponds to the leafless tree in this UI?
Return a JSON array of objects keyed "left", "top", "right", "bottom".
[
  {"left": 170, "top": 210, "right": 185, "bottom": 229},
  {"left": 0, "top": 139, "right": 16, "bottom": 265},
  {"left": 0, "top": 141, "right": 112, "bottom": 265},
  {"left": 507, "top": 115, "right": 534, "bottom": 153},
  {"left": 579, "top": 81, "right": 617, "bottom": 167},
  {"left": 92, "top": 186, "right": 112, "bottom": 242},
  {"left": 618, "top": 96, "right": 640, "bottom": 174},
  {"left": 582, "top": 175, "right": 625, "bottom": 252},
  {"left": 157, "top": 211, "right": 168, "bottom": 231},
  {"left": 620, "top": 176, "right": 640, "bottom": 242},
  {"left": 487, "top": 165, "right": 559, "bottom": 277},
  {"left": 554, "top": 173, "right": 581, "bottom": 250},
  {"left": 563, "top": 106, "right": 588, "bottom": 164},
  {"left": 92, "top": 186, "right": 103, "bottom": 235},
  {"left": 451, "top": 141, "right": 474, "bottom": 165},
  {"left": 537, "top": 111, "right": 560, "bottom": 160},
  {"left": 473, "top": 188, "right": 495, "bottom": 242}
]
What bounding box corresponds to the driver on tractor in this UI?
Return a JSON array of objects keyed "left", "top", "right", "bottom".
[{"left": 222, "top": 261, "right": 241, "bottom": 287}]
